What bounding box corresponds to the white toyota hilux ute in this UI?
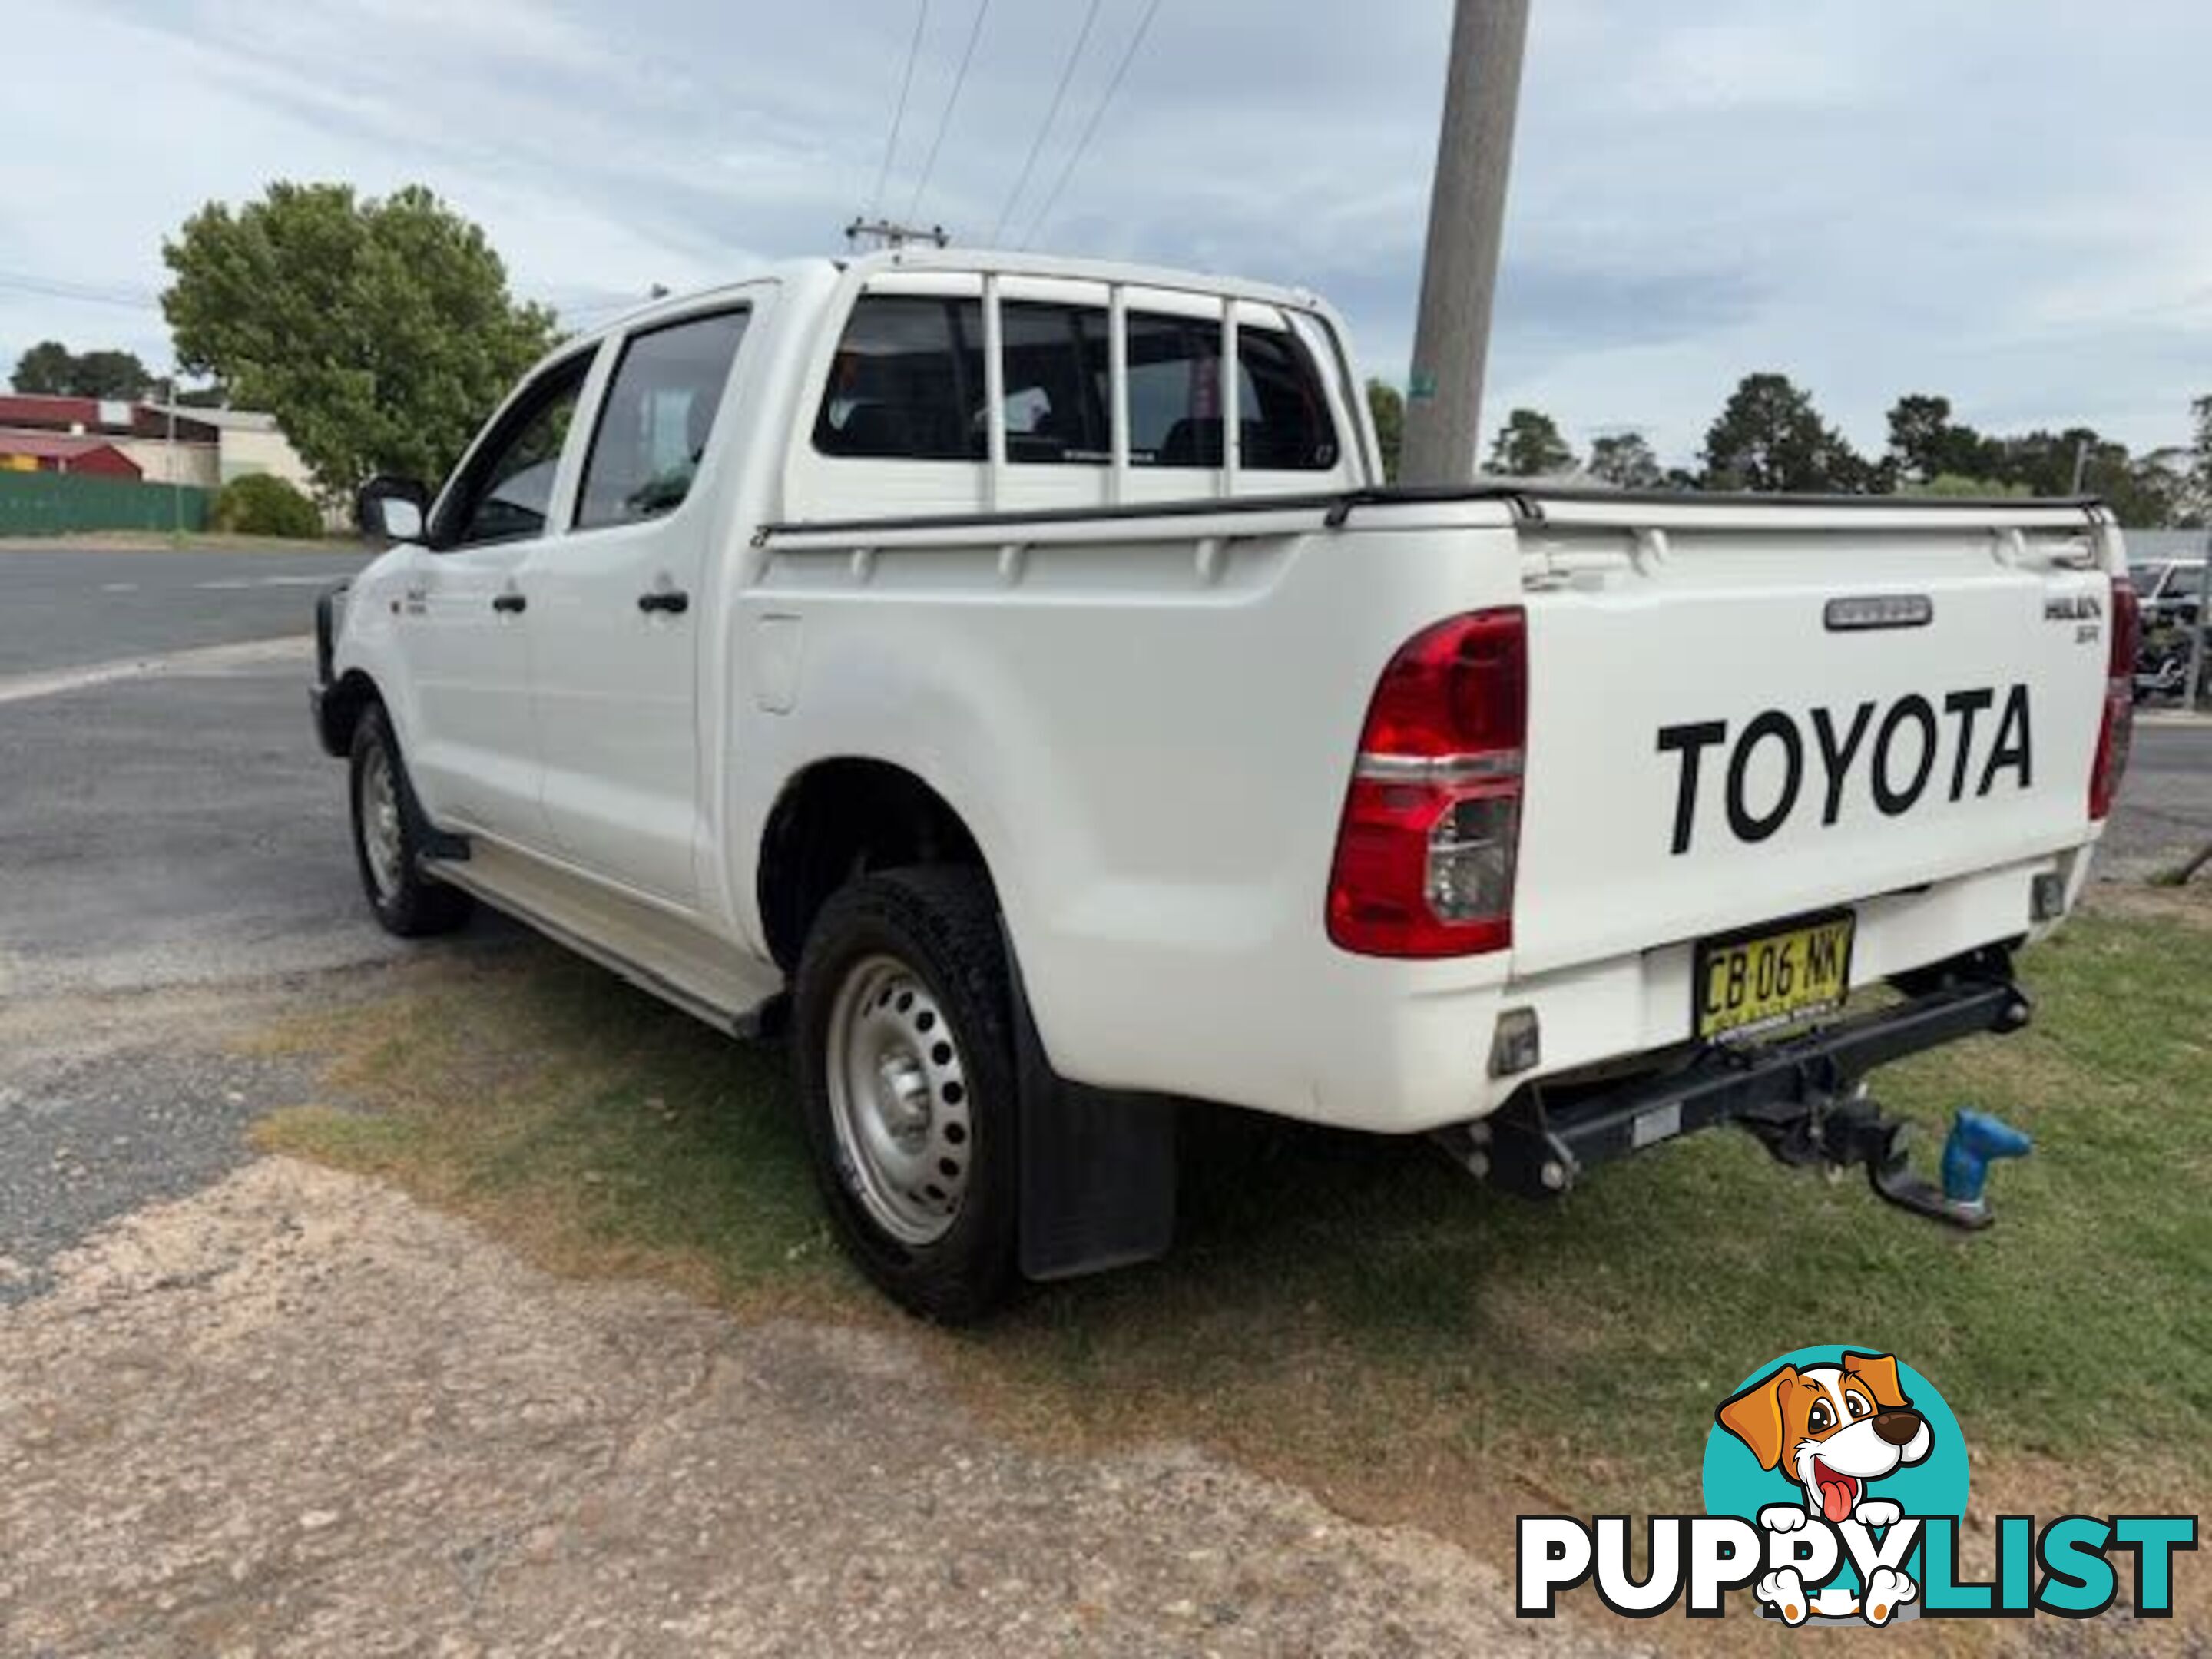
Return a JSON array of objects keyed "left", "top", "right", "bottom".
[{"left": 314, "top": 248, "right": 2140, "bottom": 1320}]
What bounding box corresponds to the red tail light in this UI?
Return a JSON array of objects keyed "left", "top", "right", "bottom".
[
  {"left": 1326, "top": 608, "right": 1526, "bottom": 957},
  {"left": 2089, "top": 578, "right": 2139, "bottom": 820}
]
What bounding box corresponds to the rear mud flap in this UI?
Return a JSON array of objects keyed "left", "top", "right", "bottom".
[{"left": 1005, "top": 951, "right": 1177, "bottom": 1281}]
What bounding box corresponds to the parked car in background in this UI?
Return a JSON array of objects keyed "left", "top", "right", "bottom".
[{"left": 2130, "top": 556, "right": 2206, "bottom": 624}]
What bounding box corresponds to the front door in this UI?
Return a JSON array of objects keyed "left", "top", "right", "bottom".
[
  {"left": 405, "top": 349, "right": 594, "bottom": 849},
  {"left": 523, "top": 306, "right": 753, "bottom": 905}
]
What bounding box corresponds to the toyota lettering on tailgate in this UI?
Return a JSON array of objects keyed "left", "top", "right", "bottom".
[{"left": 1656, "top": 686, "right": 2033, "bottom": 855}]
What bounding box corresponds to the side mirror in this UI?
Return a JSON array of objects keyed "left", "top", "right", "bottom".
[
  {"left": 357, "top": 475, "right": 432, "bottom": 544},
  {"left": 369, "top": 496, "right": 424, "bottom": 543}
]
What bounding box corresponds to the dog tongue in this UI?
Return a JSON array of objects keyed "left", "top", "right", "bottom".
[{"left": 1820, "top": 1479, "right": 1855, "bottom": 1522}]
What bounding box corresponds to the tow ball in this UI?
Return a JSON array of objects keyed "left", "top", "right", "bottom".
[
  {"left": 1863, "top": 1106, "right": 2034, "bottom": 1230},
  {"left": 1755, "top": 1091, "right": 2035, "bottom": 1230}
]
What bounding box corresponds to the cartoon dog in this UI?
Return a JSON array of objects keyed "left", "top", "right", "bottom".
[{"left": 1715, "top": 1351, "right": 1933, "bottom": 1627}]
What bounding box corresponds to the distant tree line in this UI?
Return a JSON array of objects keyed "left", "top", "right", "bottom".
[
  {"left": 1365, "top": 375, "right": 2209, "bottom": 526},
  {"left": 9, "top": 342, "right": 154, "bottom": 400}
]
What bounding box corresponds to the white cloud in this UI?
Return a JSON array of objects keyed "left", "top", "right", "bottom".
[{"left": 2, "top": 0, "right": 2206, "bottom": 469}]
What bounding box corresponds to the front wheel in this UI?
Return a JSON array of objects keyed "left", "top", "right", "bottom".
[
  {"left": 792, "top": 868, "right": 1018, "bottom": 1323},
  {"left": 349, "top": 704, "right": 474, "bottom": 939}
]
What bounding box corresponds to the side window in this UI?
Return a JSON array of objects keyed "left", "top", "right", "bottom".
[
  {"left": 442, "top": 353, "right": 591, "bottom": 547},
  {"left": 1237, "top": 326, "right": 1339, "bottom": 471},
  {"left": 1002, "top": 303, "right": 1107, "bottom": 464},
  {"left": 575, "top": 310, "right": 750, "bottom": 529},
  {"left": 1122, "top": 312, "right": 1224, "bottom": 467},
  {"left": 813, "top": 296, "right": 979, "bottom": 460}
]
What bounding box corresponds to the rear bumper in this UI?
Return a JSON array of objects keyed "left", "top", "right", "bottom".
[{"left": 1479, "top": 973, "right": 2031, "bottom": 1195}]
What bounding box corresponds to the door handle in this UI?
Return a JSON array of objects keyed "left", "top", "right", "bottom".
[
  {"left": 492, "top": 591, "right": 528, "bottom": 614},
  {"left": 637, "top": 589, "right": 690, "bottom": 616}
]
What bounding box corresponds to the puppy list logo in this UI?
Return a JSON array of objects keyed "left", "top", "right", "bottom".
[{"left": 1518, "top": 1344, "right": 2197, "bottom": 1626}]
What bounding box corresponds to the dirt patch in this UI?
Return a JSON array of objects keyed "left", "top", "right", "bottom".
[
  {"left": 2084, "top": 876, "right": 2212, "bottom": 929},
  {"left": 0, "top": 1156, "right": 1641, "bottom": 1657}
]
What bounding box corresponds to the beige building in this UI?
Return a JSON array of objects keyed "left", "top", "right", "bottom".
[{"left": 146, "top": 406, "right": 318, "bottom": 491}]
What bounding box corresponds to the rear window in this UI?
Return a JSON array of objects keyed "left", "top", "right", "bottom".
[
  {"left": 813, "top": 293, "right": 1338, "bottom": 472},
  {"left": 1120, "top": 313, "right": 1336, "bottom": 471},
  {"left": 1003, "top": 302, "right": 1108, "bottom": 464},
  {"left": 813, "top": 295, "right": 981, "bottom": 461}
]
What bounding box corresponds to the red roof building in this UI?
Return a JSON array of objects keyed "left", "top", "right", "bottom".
[
  {"left": 0, "top": 392, "right": 219, "bottom": 445},
  {"left": 0, "top": 432, "right": 144, "bottom": 478}
]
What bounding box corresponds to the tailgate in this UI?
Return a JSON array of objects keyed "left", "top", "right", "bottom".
[{"left": 1510, "top": 501, "right": 2114, "bottom": 977}]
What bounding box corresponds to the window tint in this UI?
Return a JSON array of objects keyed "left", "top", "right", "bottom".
[
  {"left": 1123, "top": 313, "right": 1223, "bottom": 466},
  {"left": 1120, "top": 313, "right": 1338, "bottom": 471},
  {"left": 1003, "top": 302, "right": 1107, "bottom": 464},
  {"left": 811, "top": 295, "right": 1338, "bottom": 472},
  {"left": 576, "top": 310, "right": 750, "bottom": 529},
  {"left": 1237, "top": 326, "right": 1339, "bottom": 470},
  {"left": 446, "top": 355, "right": 590, "bottom": 546},
  {"left": 814, "top": 295, "right": 980, "bottom": 460}
]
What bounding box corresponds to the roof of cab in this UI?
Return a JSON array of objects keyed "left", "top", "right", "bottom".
[{"left": 574, "top": 247, "right": 1331, "bottom": 344}]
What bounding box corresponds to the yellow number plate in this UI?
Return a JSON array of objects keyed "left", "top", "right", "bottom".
[{"left": 1694, "top": 913, "right": 1855, "bottom": 1041}]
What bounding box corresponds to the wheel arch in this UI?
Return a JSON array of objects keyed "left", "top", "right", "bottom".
[
  {"left": 756, "top": 757, "right": 992, "bottom": 973},
  {"left": 316, "top": 667, "right": 386, "bottom": 758}
]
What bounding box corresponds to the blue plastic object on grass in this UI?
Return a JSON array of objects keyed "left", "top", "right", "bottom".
[{"left": 1940, "top": 1109, "right": 2033, "bottom": 1207}]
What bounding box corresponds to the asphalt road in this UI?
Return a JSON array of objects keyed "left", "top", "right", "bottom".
[
  {"left": 2101, "top": 714, "right": 2212, "bottom": 878},
  {"left": 0, "top": 545, "right": 2206, "bottom": 1296},
  {"left": 0, "top": 546, "right": 371, "bottom": 676},
  {"left": 0, "top": 545, "right": 427, "bottom": 1297}
]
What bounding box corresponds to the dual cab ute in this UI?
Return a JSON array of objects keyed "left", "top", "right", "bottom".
[{"left": 314, "top": 248, "right": 2138, "bottom": 1319}]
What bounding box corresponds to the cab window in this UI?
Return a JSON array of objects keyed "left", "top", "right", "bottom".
[
  {"left": 813, "top": 296, "right": 979, "bottom": 460},
  {"left": 811, "top": 293, "right": 1338, "bottom": 472},
  {"left": 575, "top": 310, "right": 750, "bottom": 529},
  {"left": 440, "top": 353, "right": 591, "bottom": 547}
]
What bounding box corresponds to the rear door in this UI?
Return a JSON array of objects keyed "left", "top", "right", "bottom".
[
  {"left": 406, "top": 349, "right": 594, "bottom": 846},
  {"left": 522, "top": 305, "right": 753, "bottom": 906},
  {"left": 1509, "top": 503, "right": 2114, "bottom": 980}
]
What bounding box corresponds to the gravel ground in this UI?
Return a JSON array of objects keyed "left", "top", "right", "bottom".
[
  {"left": 0, "top": 1157, "right": 1632, "bottom": 1658},
  {"left": 0, "top": 547, "right": 2199, "bottom": 1653}
]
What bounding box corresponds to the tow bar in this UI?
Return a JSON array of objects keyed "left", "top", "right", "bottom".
[{"left": 1442, "top": 975, "right": 2036, "bottom": 1230}]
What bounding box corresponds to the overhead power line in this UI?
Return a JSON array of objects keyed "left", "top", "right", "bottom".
[
  {"left": 989, "top": 0, "right": 1104, "bottom": 246},
  {"left": 868, "top": 0, "right": 931, "bottom": 221},
  {"left": 1019, "top": 0, "right": 1164, "bottom": 250},
  {"left": 0, "top": 270, "right": 163, "bottom": 313},
  {"left": 906, "top": 0, "right": 993, "bottom": 224}
]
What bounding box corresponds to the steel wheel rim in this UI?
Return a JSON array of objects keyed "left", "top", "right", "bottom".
[
  {"left": 824, "top": 952, "right": 973, "bottom": 1247},
  {"left": 359, "top": 746, "right": 405, "bottom": 899}
]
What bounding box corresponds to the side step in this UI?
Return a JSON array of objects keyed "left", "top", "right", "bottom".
[{"left": 425, "top": 843, "right": 785, "bottom": 1036}]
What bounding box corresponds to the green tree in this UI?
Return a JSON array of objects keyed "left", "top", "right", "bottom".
[
  {"left": 10, "top": 340, "right": 151, "bottom": 399},
  {"left": 1916, "top": 472, "right": 2030, "bottom": 499},
  {"left": 12, "top": 340, "right": 75, "bottom": 394},
  {"left": 2184, "top": 394, "right": 2212, "bottom": 525},
  {"left": 1884, "top": 393, "right": 1995, "bottom": 486},
  {"left": 1486, "top": 407, "right": 1575, "bottom": 477},
  {"left": 1587, "top": 431, "right": 1664, "bottom": 490},
  {"left": 161, "top": 181, "right": 558, "bottom": 501},
  {"left": 1365, "top": 378, "right": 1404, "bottom": 482},
  {"left": 1700, "top": 373, "right": 1869, "bottom": 492}
]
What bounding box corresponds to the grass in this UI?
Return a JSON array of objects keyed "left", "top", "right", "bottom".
[{"left": 255, "top": 888, "right": 2212, "bottom": 1624}]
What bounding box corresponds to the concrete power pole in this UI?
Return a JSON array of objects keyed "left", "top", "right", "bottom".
[{"left": 1399, "top": 0, "right": 1532, "bottom": 488}]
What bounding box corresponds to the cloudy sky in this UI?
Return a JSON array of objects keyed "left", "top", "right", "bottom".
[{"left": 4, "top": 0, "right": 2207, "bottom": 466}]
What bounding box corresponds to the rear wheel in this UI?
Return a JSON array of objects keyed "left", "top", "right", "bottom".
[
  {"left": 349, "top": 704, "right": 473, "bottom": 939},
  {"left": 793, "top": 868, "right": 1018, "bottom": 1322}
]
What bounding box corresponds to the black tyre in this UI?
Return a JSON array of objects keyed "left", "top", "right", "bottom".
[
  {"left": 349, "top": 703, "right": 474, "bottom": 939},
  {"left": 793, "top": 867, "right": 1018, "bottom": 1323}
]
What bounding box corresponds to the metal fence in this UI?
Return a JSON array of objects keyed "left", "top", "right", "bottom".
[{"left": 0, "top": 471, "right": 211, "bottom": 536}]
